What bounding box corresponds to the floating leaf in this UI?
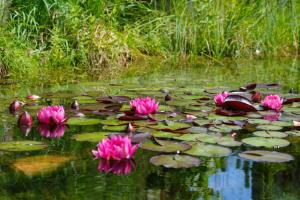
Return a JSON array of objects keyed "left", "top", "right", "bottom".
[
  {"left": 239, "top": 150, "right": 293, "bottom": 163},
  {"left": 223, "top": 95, "right": 257, "bottom": 112},
  {"left": 184, "top": 143, "right": 232, "bottom": 157},
  {"left": 256, "top": 125, "right": 283, "bottom": 131},
  {"left": 285, "top": 130, "right": 300, "bottom": 136},
  {"left": 0, "top": 141, "right": 47, "bottom": 152},
  {"left": 152, "top": 131, "right": 181, "bottom": 139},
  {"left": 66, "top": 117, "right": 101, "bottom": 126},
  {"left": 99, "top": 119, "right": 128, "bottom": 126},
  {"left": 217, "top": 136, "right": 242, "bottom": 147},
  {"left": 149, "top": 121, "right": 191, "bottom": 131},
  {"left": 150, "top": 154, "right": 201, "bottom": 168},
  {"left": 242, "top": 137, "right": 290, "bottom": 148},
  {"left": 252, "top": 131, "right": 287, "bottom": 138},
  {"left": 72, "top": 132, "right": 109, "bottom": 142},
  {"left": 140, "top": 139, "right": 191, "bottom": 153},
  {"left": 103, "top": 125, "right": 127, "bottom": 132},
  {"left": 12, "top": 155, "right": 72, "bottom": 176},
  {"left": 248, "top": 119, "right": 271, "bottom": 125}
]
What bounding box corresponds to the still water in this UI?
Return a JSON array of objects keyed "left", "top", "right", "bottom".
[{"left": 0, "top": 59, "right": 299, "bottom": 200}]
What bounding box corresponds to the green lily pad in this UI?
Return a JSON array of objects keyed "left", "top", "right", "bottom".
[
  {"left": 72, "top": 132, "right": 110, "bottom": 142},
  {"left": 271, "top": 121, "right": 292, "bottom": 127},
  {"left": 150, "top": 154, "right": 201, "bottom": 168},
  {"left": 285, "top": 130, "right": 300, "bottom": 136},
  {"left": 102, "top": 125, "right": 127, "bottom": 132},
  {"left": 242, "top": 137, "right": 290, "bottom": 148},
  {"left": 248, "top": 119, "right": 271, "bottom": 125},
  {"left": 73, "top": 96, "right": 96, "bottom": 104},
  {"left": 217, "top": 136, "right": 242, "bottom": 147},
  {"left": 149, "top": 121, "right": 191, "bottom": 131},
  {"left": 256, "top": 125, "right": 283, "bottom": 131},
  {"left": 184, "top": 143, "right": 232, "bottom": 157},
  {"left": 207, "top": 114, "right": 247, "bottom": 121},
  {"left": 252, "top": 131, "right": 287, "bottom": 138},
  {"left": 99, "top": 119, "right": 128, "bottom": 126},
  {"left": 0, "top": 141, "right": 47, "bottom": 152},
  {"left": 66, "top": 117, "right": 102, "bottom": 126},
  {"left": 152, "top": 131, "right": 182, "bottom": 139},
  {"left": 140, "top": 139, "right": 191, "bottom": 153},
  {"left": 239, "top": 150, "right": 294, "bottom": 163}
]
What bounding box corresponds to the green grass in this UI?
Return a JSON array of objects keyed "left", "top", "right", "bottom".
[{"left": 0, "top": 0, "right": 299, "bottom": 79}]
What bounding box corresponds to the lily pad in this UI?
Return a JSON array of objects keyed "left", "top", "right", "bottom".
[
  {"left": 66, "top": 117, "right": 102, "bottom": 126},
  {"left": 150, "top": 154, "right": 201, "bottom": 168},
  {"left": 72, "top": 132, "right": 110, "bottom": 142},
  {"left": 102, "top": 125, "right": 127, "bottom": 132},
  {"left": 242, "top": 137, "right": 290, "bottom": 148},
  {"left": 12, "top": 155, "right": 72, "bottom": 176},
  {"left": 149, "top": 121, "right": 191, "bottom": 131},
  {"left": 140, "top": 139, "right": 191, "bottom": 153},
  {"left": 252, "top": 131, "right": 287, "bottom": 138},
  {"left": 184, "top": 143, "right": 232, "bottom": 157},
  {"left": 217, "top": 136, "right": 242, "bottom": 147},
  {"left": 0, "top": 141, "right": 47, "bottom": 152},
  {"left": 239, "top": 150, "right": 294, "bottom": 163},
  {"left": 99, "top": 119, "right": 128, "bottom": 126},
  {"left": 285, "top": 130, "right": 300, "bottom": 137},
  {"left": 256, "top": 125, "right": 283, "bottom": 131},
  {"left": 152, "top": 131, "right": 181, "bottom": 139}
]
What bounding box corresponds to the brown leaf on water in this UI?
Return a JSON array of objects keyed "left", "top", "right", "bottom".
[{"left": 12, "top": 155, "right": 72, "bottom": 176}]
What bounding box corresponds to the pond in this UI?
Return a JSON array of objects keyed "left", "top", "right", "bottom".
[{"left": 0, "top": 58, "right": 299, "bottom": 200}]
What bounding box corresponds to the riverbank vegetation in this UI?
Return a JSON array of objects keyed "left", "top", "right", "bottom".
[{"left": 0, "top": 0, "right": 299, "bottom": 79}]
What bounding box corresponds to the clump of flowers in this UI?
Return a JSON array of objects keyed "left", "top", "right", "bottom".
[
  {"left": 92, "top": 135, "right": 138, "bottom": 160},
  {"left": 130, "top": 97, "right": 159, "bottom": 115},
  {"left": 262, "top": 95, "right": 283, "bottom": 111},
  {"left": 214, "top": 92, "right": 230, "bottom": 106},
  {"left": 37, "top": 106, "right": 65, "bottom": 125}
]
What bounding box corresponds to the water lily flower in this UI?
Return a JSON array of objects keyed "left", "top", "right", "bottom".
[
  {"left": 92, "top": 135, "right": 138, "bottom": 160},
  {"left": 130, "top": 97, "right": 159, "bottom": 115},
  {"left": 19, "top": 125, "right": 32, "bottom": 136},
  {"left": 71, "top": 100, "right": 79, "bottom": 110},
  {"left": 293, "top": 121, "right": 300, "bottom": 127},
  {"left": 18, "top": 111, "right": 33, "bottom": 126},
  {"left": 214, "top": 92, "right": 230, "bottom": 106},
  {"left": 262, "top": 95, "right": 283, "bottom": 111},
  {"left": 37, "top": 106, "right": 66, "bottom": 125},
  {"left": 186, "top": 114, "right": 197, "bottom": 120},
  {"left": 26, "top": 95, "right": 41, "bottom": 100},
  {"left": 98, "top": 159, "right": 134, "bottom": 175},
  {"left": 37, "top": 124, "right": 66, "bottom": 138}
]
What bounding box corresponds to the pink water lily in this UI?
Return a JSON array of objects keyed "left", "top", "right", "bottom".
[
  {"left": 18, "top": 111, "right": 33, "bottom": 126},
  {"left": 214, "top": 92, "right": 230, "bottom": 106},
  {"left": 37, "top": 124, "right": 66, "bottom": 138},
  {"left": 92, "top": 135, "right": 138, "bottom": 160},
  {"left": 264, "top": 112, "right": 281, "bottom": 121},
  {"left": 98, "top": 159, "right": 134, "bottom": 175},
  {"left": 130, "top": 97, "right": 159, "bottom": 115},
  {"left": 262, "top": 95, "right": 283, "bottom": 111},
  {"left": 37, "top": 106, "right": 65, "bottom": 124}
]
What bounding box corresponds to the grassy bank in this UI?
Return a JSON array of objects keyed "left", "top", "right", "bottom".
[{"left": 0, "top": 0, "right": 299, "bottom": 79}]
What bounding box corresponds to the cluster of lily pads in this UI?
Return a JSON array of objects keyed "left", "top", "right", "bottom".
[{"left": 3, "top": 82, "right": 300, "bottom": 175}]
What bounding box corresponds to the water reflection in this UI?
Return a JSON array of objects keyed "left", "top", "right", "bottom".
[
  {"left": 37, "top": 124, "right": 66, "bottom": 138},
  {"left": 98, "top": 159, "right": 136, "bottom": 175},
  {"left": 208, "top": 157, "right": 252, "bottom": 200}
]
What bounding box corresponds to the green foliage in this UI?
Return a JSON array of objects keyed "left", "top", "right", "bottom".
[{"left": 0, "top": 0, "right": 299, "bottom": 78}]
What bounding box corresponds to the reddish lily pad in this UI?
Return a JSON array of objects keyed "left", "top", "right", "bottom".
[{"left": 223, "top": 95, "right": 257, "bottom": 112}]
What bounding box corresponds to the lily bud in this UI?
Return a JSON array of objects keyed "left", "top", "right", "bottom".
[
  {"left": 126, "top": 123, "right": 135, "bottom": 134},
  {"left": 26, "top": 95, "right": 41, "bottom": 100},
  {"left": 186, "top": 114, "right": 197, "bottom": 120},
  {"left": 9, "top": 100, "right": 24, "bottom": 113},
  {"left": 18, "top": 111, "right": 33, "bottom": 126},
  {"left": 165, "top": 94, "right": 172, "bottom": 101},
  {"left": 71, "top": 100, "right": 80, "bottom": 110},
  {"left": 251, "top": 91, "right": 262, "bottom": 103},
  {"left": 19, "top": 125, "right": 32, "bottom": 136}
]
